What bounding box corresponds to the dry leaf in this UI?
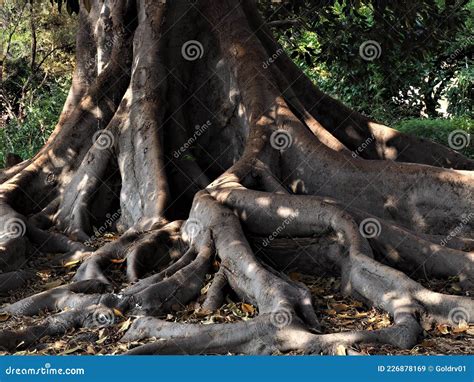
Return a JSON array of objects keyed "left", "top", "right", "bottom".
[
  {"left": 86, "top": 345, "right": 95, "bottom": 354},
  {"left": 118, "top": 318, "right": 132, "bottom": 333},
  {"left": 450, "top": 284, "right": 462, "bottom": 292},
  {"left": 0, "top": 313, "right": 11, "bottom": 322},
  {"left": 194, "top": 309, "right": 211, "bottom": 318},
  {"left": 332, "top": 303, "right": 349, "bottom": 312},
  {"left": 452, "top": 321, "right": 469, "bottom": 334},
  {"left": 96, "top": 335, "right": 108, "bottom": 345},
  {"left": 53, "top": 340, "right": 66, "bottom": 350},
  {"left": 241, "top": 303, "right": 256, "bottom": 315},
  {"left": 110, "top": 258, "right": 126, "bottom": 264},
  {"left": 63, "top": 260, "right": 80, "bottom": 268},
  {"left": 437, "top": 324, "right": 449, "bottom": 334},
  {"left": 61, "top": 346, "right": 81, "bottom": 355},
  {"left": 113, "top": 308, "right": 124, "bottom": 317}
]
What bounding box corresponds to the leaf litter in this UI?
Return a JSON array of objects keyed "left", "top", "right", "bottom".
[{"left": 0, "top": 233, "right": 472, "bottom": 355}]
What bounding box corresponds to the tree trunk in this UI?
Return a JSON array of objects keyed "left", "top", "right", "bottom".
[{"left": 0, "top": 0, "right": 473, "bottom": 355}]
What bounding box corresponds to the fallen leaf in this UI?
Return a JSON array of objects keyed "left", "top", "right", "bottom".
[
  {"left": 96, "top": 335, "right": 108, "bottom": 345},
  {"left": 437, "top": 324, "right": 449, "bottom": 334},
  {"left": 61, "top": 346, "right": 81, "bottom": 355},
  {"left": 86, "top": 345, "right": 95, "bottom": 354},
  {"left": 194, "top": 309, "right": 211, "bottom": 318},
  {"left": 113, "top": 308, "right": 124, "bottom": 317},
  {"left": 0, "top": 313, "right": 10, "bottom": 322},
  {"left": 37, "top": 269, "right": 52, "bottom": 277},
  {"left": 450, "top": 284, "right": 462, "bottom": 292},
  {"left": 332, "top": 303, "right": 350, "bottom": 312},
  {"left": 241, "top": 303, "right": 256, "bottom": 315},
  {"left": 452, "top": 321, "right": 469, "bottom": 334},
  {"left": 53, "top": 340, "right": 67, "bottom": 350},
  {"left": 110, "top": 258, "right": 126, "bottom": 264},
  {"left": 118, "top": 318, "right": 132, "bottom": 333},
  {"left": 63, "top": 260, "right": 80, "bottom": 268}
]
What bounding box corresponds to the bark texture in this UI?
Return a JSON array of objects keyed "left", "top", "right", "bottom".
[{"left": 0, "top": 0, "right": 473, "bottom": 355}]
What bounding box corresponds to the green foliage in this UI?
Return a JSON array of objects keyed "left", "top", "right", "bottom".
[
  {"left": 1, "top": 0, "right": 75, "bottom": 167},
  {"left": 395, "top": 117, "right": 473, "bottom": 158},
  {"left": 269, "top": 0, "right": 473, "bottom": 123},
  {"left": 0, "top": 75, "right": 71, "bottom": 167},
  {"left": 446, "top": 65, "right": 474, "bottom": 118}
]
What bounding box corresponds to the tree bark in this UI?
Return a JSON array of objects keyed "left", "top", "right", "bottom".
[{"left": 0, "top": 0, "right": 472, "bottom": 355}]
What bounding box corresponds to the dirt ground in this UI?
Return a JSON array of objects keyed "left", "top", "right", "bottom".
[{"left": 1, "top": 233, "right": 472, "bottom": 355}]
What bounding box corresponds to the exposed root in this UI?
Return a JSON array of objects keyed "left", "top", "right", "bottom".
[
  {"left": 202, "top": 267, "right": 228, "bottom": 311},
  {"left": 0, "top": 270, "right": 35, "bottom": 295}
]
